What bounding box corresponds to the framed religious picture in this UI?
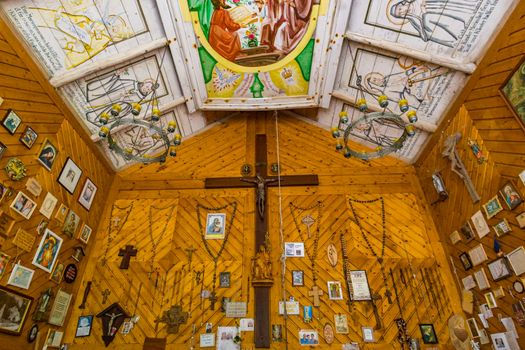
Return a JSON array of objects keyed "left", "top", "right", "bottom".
[
  {"left": 334, "top": 314, "right": 349, "bottom": 334},
  {"left": 513, "top": 279, "right": 524, "bottom": 293},
  {"left": 361, "top": 326, "right": 374, "bottom": 342},
  {"left": 2, "top": 109, "right": 21, "bottom": 134},
  {"left": 25, "top": 178, "right": 42, "bottom": 197},
  {"left": 471, "top": 210, "right": 490, "bottom": 238},
  {"left": 78, "top": 224, "right": 92, "bottom": 244},
  {"left": 499, "top": 181, "right": 523, "bottom": 210},
  {"left": 484, "top": 291, "right": 497, "bottom": 308},
  {"left": 63, "top": 210, "right": 80, "bottom": 238},
  {"left": 48, "top": 289, "right": 72, "bottom": 326},
  {"left": 327, "top": 281, "right": 343, "bottom": 300},
  {"left": 219, "top": 272, "right": 230, "bottom": 288},
  {"left": 44, "top": 329, "right": 63, "bottom": 348},
  {"left": 36, "top": 139, "right": 58, "bottom": 171},
  {"left": 27, "top": 324, "right": 38, "bottom": 343},
  {"left": 462, "top": 275, "right": 476, "bottom": 290},
  {"left": 349, "top": 270, "right": 372, "bottom": 301},
  {"left": 7, "top": 263, "right": 35, "bottom": 289},
  {"left": 36, "top": 218, "right": 49, "bottom": 235},
  {"left": 506, "top": 246, "right": 525, "bottom": 275},
  {"left": 449, "top": 230, "right": 461, "bottom": 245},
  {"left": 78, "top": 178, "right": 97, "bottom": 211},
  {"left": 466, "top": 318, "right": 480, "bottom": 338},
  {"left": 0, "top": 285, "right": 33, "bottom": 335},
  {"left": 0, "top": 252, "right": 9, "bottom": 278},
  {"left": 292, "top": 270, "right": 304, "bottom": 286},
  {"left": 501, "top": 57, "right": 525, "bottom": 128},
  {"left": 483, "top": 196, "right": 504, "bottom": 219},
  {"left": 55, "top": 204, "right": 68, "bottom": 223},
  {"left": 40, "top": 192, "right": 58, "bottom": 219},
  {"left": 32, "top": 288, "right": 53, "bottom": 322},
  {"left": 487, "top": 258, "right": 512, "bottom": 281},
  {"left": 516, "top": 212, "right": 525, "bottom": 228},
  {"left": 303, "top": 306, "right": 313, "bottom": 323},
  {"left": 49, "top": 261, "right": 64, "bottom": 284},
  {"left": 57, "top": 157, "right": 83, "bottom": 194},
  {"left": 10, "top": 191, "right": 37, "bottom": 219},
  {"left": 493, "top": 219, "right": 512, "bottom": 237},
  {"left": 299, "top": 329, "right": 319, "bottom": 346},
  {"left": 0, "top": 142, "right": 6, "bottom": 160},
  {"left": 468, "top": 244, "right": 488, "bottom": 266},
  {"left": 32, "top": 228, "right": 63, "bottom": 273},
  {"left": 205, "top": 213, "right": 225, "bottom": 239},
  {"left": 459, "top": 223, "right": 475, "bottom": 243},
  {"left": 419, "top": 323, "right": 438, "bottom": 344},
  {"left": 459, "top": 252, "right": 473, "bottom": 271},
  {"left": 474, "top": 268, "right": 491, "bottom": 291},
  {"left": 75, "top": 315, "right": 93, "bottom": 337},
  {"left": 490, "top": 332, "right": 511, "bottom": 350},
  {"left": 19, "top": 126, "right": 38, "bottom": 149},
  {"left": 272, "top": 324, "right": 283, "bottom": 342},
  {"left": 493, "top": 286, "right": 506, "bottom": 299}
]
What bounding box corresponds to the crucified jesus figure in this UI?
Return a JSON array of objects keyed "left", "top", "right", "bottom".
[{"left": 241, "top": 175, "right": 277, "bottom": 219}]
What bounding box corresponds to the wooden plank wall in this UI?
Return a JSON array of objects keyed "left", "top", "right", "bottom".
[
  {"left": 66, "top": 115, "right": 462, "bottom": 349},
  {"left": 0, "top": 18, "right": 114, "bottom": 350},
  {"left": 415, "top": 2, "right": 525, "bottom": 345}
]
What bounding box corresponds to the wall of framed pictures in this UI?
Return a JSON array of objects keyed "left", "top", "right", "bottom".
[
  {"left": 417, "top": 16, "right": 525, "bottom": 340},
  {"left": 0, "top": 17, "right": 115, "bottom": 349}
]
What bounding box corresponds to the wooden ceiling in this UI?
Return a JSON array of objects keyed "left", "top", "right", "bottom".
[{"left": 0, "top": 0, "right": 521, "bottom": 170}]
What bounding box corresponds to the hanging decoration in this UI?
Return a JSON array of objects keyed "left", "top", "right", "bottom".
[
  {"left": 96, "top": 49, "right": 182, "bottom": 164},
  {"left": 101, "top": 203, "right": 134, "bottom": 266}
]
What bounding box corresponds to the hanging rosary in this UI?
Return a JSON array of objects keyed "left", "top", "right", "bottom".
[
  {"left": 289, "top": 201, "right": 322, "bottom": 284},
  {"left": 196, "top": 201, "right": 237, "bottom": 310},
  {"left": 148, "top": 204, "right": 176, "bottom": 280},
  {"left": 101, "top": 203, "right": 134, "bottom": 266},
  {"left": 348, "top": 197, "right": 392, "bottom": 304}
]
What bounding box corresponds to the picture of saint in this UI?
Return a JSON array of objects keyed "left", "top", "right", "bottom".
[
  {"left": 78, "top": 179, "right": 98, "bottom": 210},
  {"left": 2, "top": 109, "right": 21, "bottom": 134},
  {"left": 63, "top": 211, "right": 81, "bottom": 238},
  {"left": 205, "top": 213, "right": 226, "bottom": 239},
  {"left": 50, "top": 262, "right": 64, "bottom": 284},
  {"left": 327, "top": 281, "right": 343, "bottom": 300},
  {"left": 19, "top": 127, "right": 38, "bottom": 148},
  {"left": 499, "top": 182, "right": 522, "bottom": 210},
  {"left": 37, "top": 140, "right": 58, "bottom": 171},
  {"left": 272, "top": 324, "right": 283, "bottom": 342},
  {"left": 32, "top": 229, "right": 63, "bottom": 273}
]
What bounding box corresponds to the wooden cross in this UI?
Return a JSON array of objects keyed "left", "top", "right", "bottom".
[
  {"left": 308, "top": 285, "right": 324, "bottom": 307},
  {"left": 157, "top": 305, "right": 188, "bottom": 334},
  {"left": 102, "top": 289, "right": 111, "bottom": 304},
  {"left": 209, "top": 291, "right": 218, "bottom": 311},
  {"left": 205, "top": 134, "right": 319, "bottom": 347},
  {"left": 118, "top": 245, "right": 137, "bottom": 269}
]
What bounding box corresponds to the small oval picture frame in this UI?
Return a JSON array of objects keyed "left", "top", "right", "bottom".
[
  {"left": 27, "top": 323, "right": 38, "bottom": 343},
  {"left": 513, "top": 280, "right": 524, "bottom": 294}
]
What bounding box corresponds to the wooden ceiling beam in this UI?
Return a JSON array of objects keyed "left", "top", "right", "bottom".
[{"left": 345, "top": 32, "right": 477, "bottom": 74}]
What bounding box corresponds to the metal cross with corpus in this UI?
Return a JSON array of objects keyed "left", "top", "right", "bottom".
[{"left": 205, "top": 134, "right": 319, "bottom": 347}]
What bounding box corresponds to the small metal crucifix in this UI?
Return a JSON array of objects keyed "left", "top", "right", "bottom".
[
  {"left": 302, "top": 215, "right": 315, "bottom": 238},
  {"left": 102, "top": 289, "right": 111, "bottom": 304},
  {"left": 308, "top": 285, "right": 323, "bottom": 307},
  {"left": 118, "top": 245, "right": 137, "bottom": 269}
]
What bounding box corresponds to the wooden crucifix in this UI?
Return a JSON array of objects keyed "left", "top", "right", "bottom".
[
  {"left": 205, "top": 134, "right": 319, "bottom": 348},
  {"left": 119, "top": 245, "right": 137, "bottom": 269}
]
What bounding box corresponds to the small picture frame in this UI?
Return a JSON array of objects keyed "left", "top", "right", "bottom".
[
  {"left": 468, "top": 244, "right": 488, "bottom": 266},
  {"left": 36, "top": 138, "right": 58, "bottom": 171},
  {"left": 44, "top": 329, "right": 63, "bottom": 347},
  {"left": 78, "top": 224, "right": 92, "bottom": 244},
  {"left": 449, "top": 230, "right": 461, "bottom": 245},
  {"left": 419, "top": 323, "right": 438, "bottom": 344},
  {"left": 39, "top": 192, "right": 58, "bottom": 219},
  {"left": 27, "top": 324, "right": 38, "bottom": 343},
  {"left": 299, "top": 329, "right": 319, "bottom": 346},
  {"left": 32, "top": 228, "right": 63, "bottom": 273},
  {"left": 0, "top": 285, "right": 33, "bottom": 335},
  {"left": 284, "top": 242, "right": 305, "bottom": 257},
  {"left": 219, "top": 272, "right": 230, "bottom": 288},
  {"left": 484, "top": 291, "right": 497, "bottom": 308},
  {"left": 493, "top": 219, "right": 512, "bottom": 237},
  {"left": 493, "top": 286, "right": 506, "bottom": 299},
  {"left": 487, "top": 258, "right": 512, "bottom": 281},
  {"left": 471, "top": 210, "right": 490, "bottom": 238},
  {"left": 499, "top": 181, "right": 522, "bottom": 210},
  {"left": 466, "top": 318, "right": 480, "bottom": 338},
  {"left": 459, "top": 252, "right": 473, "bottom": 271},
  {"left": 7, "top": 263, "right": 35, "bottom": 289},
  {"left": 474, "top": 268, "right": 491, "bottom": 291},
  {"left": 506, "top": 246, "right": 525, "bottom": 276},
  {"left": 36, "top": 219, "right": 48, "bottom": 236},
  {"left": 0, "top": 252, "right": 10, "bottom": 278},
  {"left": 63, "top": 210, "right": 80, "bottom": 238},
  {"left": 78, "top": 178, "right": 97, "bottom": 211},
  {"left": 9, "top": 191, "right": 37, "bottom": 219},
  {"left": 292, "top": 270, "right": 304, "bottom": 286},
  {"left": 75, "top": 315, "right": 93, "bottom": 337},
  {"left": 55, "top": 204, "right": 68, "bottom": 223},
  {"left": 462, "top": 275, "right": 476, "bottom": 290},
  {"left": 516, "top": 212, "right": 525, "bottom": 228},
  {"left": 483, "top": 196, "right": 504, "bottom": 219},
  {"left": 334, "top": 314, "right": 349, "bottom": 334},
  {"left": 205, "top": 213, "right": 225, "bottom": 239},
  {"left": 25, "top": 177, "right": 42, "bottom": 198},
  {"left": 459, "top": 223, "right": 475, "bottom": 243},
  {"left": 0, "top": 142, "right": 6, "bottom": 160},
  {"left": 2, "top": 109, "right": 22, "bottom": 134},
  {"left": 513, "top": 279, "right": 524, "bottom": 293},
  {"left": 361, "top": 326, "right": 374, "bottom": 342},
  {"left": 57, "top": 158, "right": 83, "bottom": 194},
  {"left": 490, "top": 332, "right": 511, "bottom": 350},
  {"left": 19, "top": 126, "right": 38, "bottom": 149},
  {"left": 49, "top": 261, "right": 64, "bottom": 284},
  {"left": 327, "top": 281, "right": 343, "bottom": 300}
]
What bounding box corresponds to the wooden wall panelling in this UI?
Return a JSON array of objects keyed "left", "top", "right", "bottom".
[
  {"left": 0, "top": 16, "right": 115, "bottom": 350},
  {"left": 416, "top": 106, "right": 525, "bottom": 342}
]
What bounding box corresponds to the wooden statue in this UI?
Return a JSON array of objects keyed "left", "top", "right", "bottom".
[
  {"left": 442, "top": 133, "right": 480, "bottom": 203},
  {"left": 252, "top": 233, "right": 273, "bottom": 285}
]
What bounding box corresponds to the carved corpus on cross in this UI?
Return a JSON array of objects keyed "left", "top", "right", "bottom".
[
  {"left": 205, "top": 134, "right": 319, "bottom": 347},
  {"left": 96, "top": 302, "right": 130, "bottom": 346},
  {"left": 118, "top": 245, "right": 137, "bottom": 269}
]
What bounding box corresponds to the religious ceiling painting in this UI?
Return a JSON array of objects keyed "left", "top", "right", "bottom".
[
  {"left": 2, "top": 0, "right": 158, "bottom": 74},
  {"left": 338, "top": 43, "right": 466, "bottom": 125},
  {"left": 349, "top": 0, "right": 514, "bottom": 61},
  {"left": 185, "top": 0, "right": 322, "bottom": 99}
]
